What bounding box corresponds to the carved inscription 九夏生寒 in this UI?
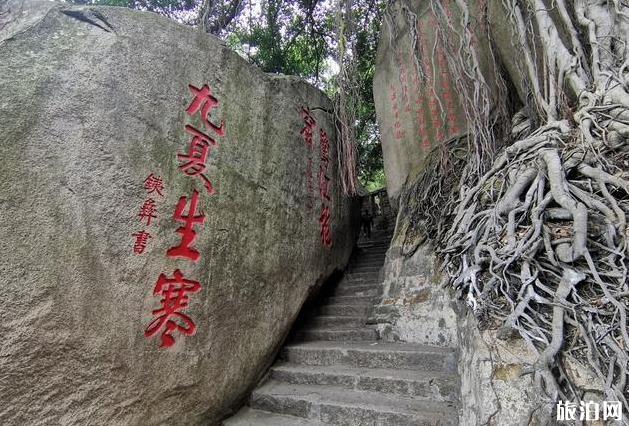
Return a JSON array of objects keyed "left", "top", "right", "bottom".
[{"left": 144, "top": 82, "right": 224, "bottom": 349}]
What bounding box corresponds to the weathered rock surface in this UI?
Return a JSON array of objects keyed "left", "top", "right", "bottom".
[
  {"left": 371, "top": 228, "right": 554, "bottom": 425},
  {"left": 0, "top": 1, "right": 356, "bottom": 424},
  {"left": 373, "top": 0, "right": 502, "bottom": 200}
]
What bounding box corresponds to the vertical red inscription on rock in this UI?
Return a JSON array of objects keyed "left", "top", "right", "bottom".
[
  {"left": 301, "top": 107, "right": 317, "bottom": 211},
  {"left": 318, "top": 129, "right": 333, "bottom": 248},
  {"left": 425, "top": 14, "right": 445, "bottom": 143},
  {"left": 144, "top": 269, "right": 202, "bottom": 348},
  {"left": 320, "top": 206, "right": 332, "bottom": 247},
  {"left": 397, "top": 50, "right": 412, "bottom": 113},
  {"left": 300, "top": 107, "right": 316, "bottom": 149},
  {"left": 417, "top": 19, "right": 431, "bottom": 149},
  {"left": 145, "top": 82, "right": 225, "bottom": 349},
  {"left": 166, "top": 190, "right": 206, "bottom": 262},
  {"left": 389, "top": 84, "right": 405, "bottom": 140},
  {"left": 439, "top": 1, "right": 460, "bottom": 137},
  {"left": 132, "top": 173, "right": 165, "bottom": 254}
]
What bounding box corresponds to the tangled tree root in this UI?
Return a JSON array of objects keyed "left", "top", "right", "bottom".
[
  {"left": 390, "top": 0, "right": 629, "bottom": 412},
  {"left": 441, "top": 117, "right": 629, "bottom": 408}
]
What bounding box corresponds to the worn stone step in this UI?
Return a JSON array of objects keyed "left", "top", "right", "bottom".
[
  {"left": 355, "top": 248, "right": 388, "bottom": 254},
  {"left": 307, "top": 315, "right": 365, "bottom": 327},
  {"left": 352, "top": 247, "right": 389, "bottom": 261},
  {"left": 294, "top": 327, "right": 379, "bottom": 342},
  {"left": 349, "top": 262, "right": 384, "bottom": 270},
  {"left": 341, "top": 277, "right": 380, "bottom": 286},
  {"left": 348, "top": 264, "right": 382, "bottom": 271},
  {"left": 346, "top": 271, "right": 380, "bottom": 280},
  {"left": 358, "top": 243, "right": 389, "bottom": 250},
  {"left": 223, "top": 407, "right": 324, "bottom": 425},
  {"left": 352, "top": 252, "right": 387, "bottom": 259},
  {"left": 270, "top": 363, "right": 458, "bottom": 402},
  {"left": 281, "top": 341, "right": 457, "bottom": 372},
  {"left": 333, "top": 284, "right": 380, "bottom": 296},
  {"left": 318, "top": 304, "right": 371, "bottom": 316},
  {"left": 249, "top": 381, "right": 457, "bottom": 426},
  {"left": 323, "top": 295, "right": 378, "bottom": 305}
]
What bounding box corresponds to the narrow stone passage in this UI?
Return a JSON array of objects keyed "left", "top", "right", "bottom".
[{"left": 224, "top": 230, "right": 460, "bottom": 425}]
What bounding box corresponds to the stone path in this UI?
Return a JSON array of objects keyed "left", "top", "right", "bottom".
[{"left": 224, "top": 232, "right": 459, "bottom": 425}]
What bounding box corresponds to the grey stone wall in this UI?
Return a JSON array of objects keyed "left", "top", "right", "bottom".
[{"left": 0, "top": 2, "right": 356, "bottom": 424}]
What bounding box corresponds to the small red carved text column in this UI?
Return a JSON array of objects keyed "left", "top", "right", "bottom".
[
  {"left": 132, "top": 173, "right": 166, "bottom": 255},
  {"left": 301, "top": 107, "right": 316, "bottom": 211},
  {"left": 318, "top": 129, "right": 333, "bottom": 248}
]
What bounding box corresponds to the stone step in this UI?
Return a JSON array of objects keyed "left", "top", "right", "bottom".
[
  {"left": 347, "top": 266, "right": 381, "bottom": 273},
  {"left": 349, "top": 262, "right": 384, "bottom": 270},
  {"left": 323, "top": 295, "right": 378, "bottom": 305},
  {"left": 341, "top": 277, "right": 380, "bottom": 286},
  {"left": 307, "top": 315, "right": 365, "bottom": 327},
  {"left": 249, "top": 381, "right": 457, "bottom": 426},
  {"left": 281, "top": 341, "right": 457, "bottom": 372},
  {"left": 333, "top": 284, "right": 380, "bottom": 297},
  {"left": 270, "top": 363, "right": 458, "bottom": 402},
  {"left": 294, "top": 327, "right": 379, "bottom": 342},
  {"left": 356, "top": 244, "right": 389, "bottom": 251},
  {"left": 346, "top": 271, "right": 380, "bottom": 280},
  {"left": 223, "top": 407, "right": 324, "bottom": 425},
  {"left": 352, "top": 251, "right": 387, "bottom": 258},
  {"left": 318, "top": 304, "right": 372, "bottom": 316},
  {"left": 354, "top": 251, "right": 388, "bottom": 258}
]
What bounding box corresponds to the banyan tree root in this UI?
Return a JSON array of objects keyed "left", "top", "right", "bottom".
[
  {"left": 393, "top": 0, "right": 629, "bottom": 412},
  {"left": 440, "top": 113, "right": 629, "bottom": 410}
]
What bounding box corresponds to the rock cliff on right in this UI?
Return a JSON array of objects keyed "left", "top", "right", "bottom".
[{"left": 373, "top": 0, "right": 629, "bottom": 424}]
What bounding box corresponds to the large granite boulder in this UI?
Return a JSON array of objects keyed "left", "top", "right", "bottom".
[{"left": 0, "top": 1, "right": 356, "bottom": 424}]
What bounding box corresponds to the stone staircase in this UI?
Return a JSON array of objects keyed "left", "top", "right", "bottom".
[{"left": 223, "top": 231, "right": 460, "bottom": 425}]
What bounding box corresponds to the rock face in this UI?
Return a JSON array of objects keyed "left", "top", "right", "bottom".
[
  {"left": 370, "top": 232, "right": 554, "bottom": 425},
  {"left": 372, "top": 1, "right": 557, "bottom": 423},
  {"left": 372, "top": 0, "right": 502, "bottom": 200},
  {"left": 0, "top": 2, "right": 356, "bottom": 425}
]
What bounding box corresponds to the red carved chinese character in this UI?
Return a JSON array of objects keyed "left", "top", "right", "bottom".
[
  {"left": 186, "top": 84, "right": 225, "bottom": 136},
  {"left": 138, "top": 198, "right": 158, "bottom": 226},
  {"left": 145, "top": 269, "right": 201, "bottom": 348},
  {"left": 319, "top": 166, "right": 331, "bottom": 201},
  {"left": 320, "top": 129, "right": 330, "bottom": 164},
  {"left": 178, "top": 125, "right": 218, "bottom": 195},
  {"left": 306, "top": 158, "right": 314, "bottom": 210},
  {"left": 132, "top": 230, "right": 152, "bottom": 254},
  {"left": 144, "top": 173, "right": 164, "bottom": 196},
  {"left": 166, "top": 190, "right": 206, "bottom": 262},
  {"left": 300, "top": 107, "right": 317, "bottom": 149},
  {"left": 320, "top": 205, "right": 333, "bottom": 248}
]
